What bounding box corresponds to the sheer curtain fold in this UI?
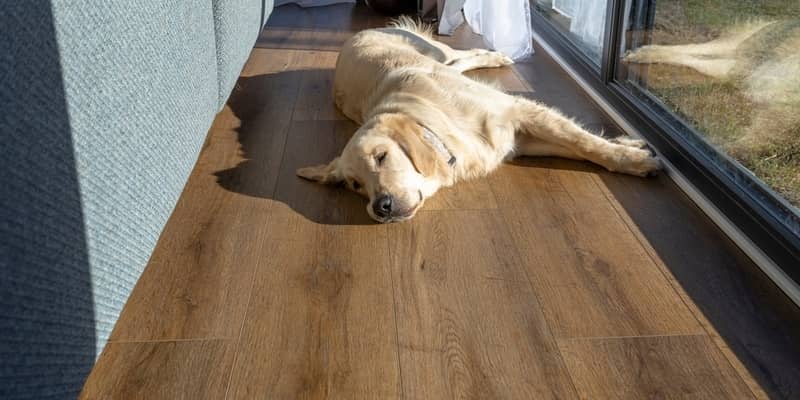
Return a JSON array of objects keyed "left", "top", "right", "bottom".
[{"left": 438, "top": 0, "right": 534, "bottom": 60}]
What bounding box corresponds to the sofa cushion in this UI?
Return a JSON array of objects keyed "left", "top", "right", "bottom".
[
  {"left": 213, "top": 0, "right": 275, "bottom": 108},
  {"left": 1, "top": 1, "right": 219, "bottom": 398}
]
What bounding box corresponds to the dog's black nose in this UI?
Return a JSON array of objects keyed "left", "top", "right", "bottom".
[{"left": 373, "top": 194, "right": 393, "bottom": 218}]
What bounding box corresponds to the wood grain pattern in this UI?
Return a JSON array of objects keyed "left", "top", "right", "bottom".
[
  {"left": 107, "top": 196, "right": 270, "bottom": 341},
  {"left": 388, "top": 210, "right": 578, "bottom": 399},
  {"left": 591, "top": 172, "right": 800, "bottom": 399},
  {"left": 258, "top": 28, "right": 354, "bottom": 52},
  {"left": 80, "top": 340, "right": 235, "bottom": 400},
  {"left": 558, "top": 335, "right": 754, "bottom": 399},
  {"left": 266, "top": 120, "right": 378, "bottom": 239},
  {"left": 423, "top": 178, "right": 499, "bottom": 210},
  {"left": 490, "top": 159, "right": 703, "bottom": 338},
  {"left": 292, "top": 51, "right": 347, "bottom": 121},
  {"left": 226, "top": 232, "right": 401, "bottom": 399},
  {"left": 108, "top": 50, "right": 306, "bottom": 341}
]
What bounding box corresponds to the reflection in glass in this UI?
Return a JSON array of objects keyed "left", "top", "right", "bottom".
[
  {"left": 534, "top": 0, "right": 608, "bottom": 65},
  {"left": 620, "top": 0, "right": 800, "bottom": 209}
]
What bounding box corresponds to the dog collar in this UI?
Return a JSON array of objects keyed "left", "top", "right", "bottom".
[{"left": 419, "top": 124, "right": 457, "bottom": 167}]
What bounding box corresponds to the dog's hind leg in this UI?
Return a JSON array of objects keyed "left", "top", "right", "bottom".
[
  {"left": 386, "top": 22, "right": 514, "bottom": 71},
  {"left": 622, "top": 21, "right": 772, "bottom": 79},
  {"left": 511, "top": 98, "right": 661, "bottom": 176},
  {"left": 400, "top": 30, "right": 513, "bottom": 71},
  {"left": 623, "top": 47, "right": 736, "bottom": 79}
]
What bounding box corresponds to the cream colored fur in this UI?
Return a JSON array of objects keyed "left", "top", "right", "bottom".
[{"left": 298, "top": 18, "right": 661, "bottom": 223}]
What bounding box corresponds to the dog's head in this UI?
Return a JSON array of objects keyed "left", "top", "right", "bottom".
[{"left": 297, "top": 113, "right": 451, "bottom": 223}]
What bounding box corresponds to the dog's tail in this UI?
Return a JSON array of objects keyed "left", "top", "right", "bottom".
[{"left": 388, "top": 15, "right": 434, "bottom": 38}]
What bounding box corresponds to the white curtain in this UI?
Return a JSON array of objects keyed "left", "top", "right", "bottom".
[
  {"left": 274, "top": 0, "right": 354, "bottom": 7},
  {"left": 438, "top": 0, "right": 534, "bottom": 60},
  {"left": 569, "top": 0, "right": 606, "bottom": 54},
  {"left": 552, "top": 0, "right": 577, "bottom": 18}
]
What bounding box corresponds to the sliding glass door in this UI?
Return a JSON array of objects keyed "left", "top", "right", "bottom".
[
  {"left": 532, "top": 0, "right": 800, "bottom": 283},
  {"left": 618, "top": 0, "right": 800, "bottom": 211}
]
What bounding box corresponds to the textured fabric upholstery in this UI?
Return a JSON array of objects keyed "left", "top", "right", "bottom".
[
  {"left": 1, "top": 1, "right": 271, "bottom": 398},
  {"left": 213, "top": 0, "right": 275, "bottom": 108}
]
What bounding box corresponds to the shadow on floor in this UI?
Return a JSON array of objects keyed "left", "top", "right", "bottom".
[
  {"left": 1, "top": 3, "right": 97, "bottom": 399},
  {"left": 265, "top": 2, "right": 388, "bottom": 32},
  {"left": 214, "top": 70, "right": 376, "bottom": 226},
  {"left": 595, "top": 170, "right": 800, "bottom": 399}
]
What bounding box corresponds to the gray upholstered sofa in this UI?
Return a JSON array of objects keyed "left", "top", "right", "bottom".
[{"left": 1, "top": 1, "right": 273, "bottom": 398}]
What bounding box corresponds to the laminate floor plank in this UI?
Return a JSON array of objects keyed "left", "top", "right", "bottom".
[
  {"left": 266, "top": 119, "right": 377, "bottom": 239},
  {"left": 291, "top": 51, "right": 347, "bottom": 121},
  {"left": 559, "top": 335, "right": 754, "bottom": 399},
  {"left": 388, "top": 210, "right": 578, "bottom": 399},
  {"left": 592, "top": 171, "right": 800, "bottom": 398},
  {"left": 79, "top": 340, "right": 235, "bottom": 400},
  {"left": 226, "top": 233, "right": 401, "bottom": 400},
  {"left": 257, "top": 27, "right": 354, "bottom": 52},
  {"left": 423, "top": 178, "right": 499, "bottom": 211},
  {"left": 489, "top": 158, "right": 703, "bottom": 338}
]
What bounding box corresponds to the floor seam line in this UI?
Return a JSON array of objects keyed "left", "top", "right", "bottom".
[
  {"left": 485, "top": 175, "right": 582, "bottom": 397},
  {"left": 556, "top": 332, "right": 708, "bottom": 342},
  {"left": 253, "top": 46, "right": 342, "bottom": 53},
  {"left": 385, "top": 224, "right": 406, "bottom": 399},
  {"left": 587, "top": 174, "right": 707, "bottom": 332},
  {"left": 222, "top": 242, "right": 262, "bottom": 400},
  {"left": 221, "top": 47, "right": 311, "bottom": 399},
  {"left": 587, "top": 174, "right": 760, "bottom": 399},
  {"left": 264, "top": 57, "right": 307, "bottom": 202},
  {"left": 223, "top": 64, "right": 301, "bottom": 400},
  {"left": 106, "top": 337, "right": 231, "bottom": 344}
]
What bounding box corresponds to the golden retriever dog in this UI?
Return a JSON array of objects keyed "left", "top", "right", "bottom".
[{"left": 298, "top": 18, "right": 661, "bottom": 223}]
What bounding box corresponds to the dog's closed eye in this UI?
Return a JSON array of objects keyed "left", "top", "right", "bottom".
[{"left": 376, "top": 151, "right": 387, "bottom": 165}]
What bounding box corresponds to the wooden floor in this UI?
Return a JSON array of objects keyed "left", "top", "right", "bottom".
[{"left": 81, "top": 4, "right": 800, "bottom": 399}]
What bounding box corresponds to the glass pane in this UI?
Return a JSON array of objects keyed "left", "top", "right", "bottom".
[
  {"left": 533, "top": 0, "right": 608, "bottom": 65},
  {"left": 619, "top": 0, "right": 800, "bottom": 210}
]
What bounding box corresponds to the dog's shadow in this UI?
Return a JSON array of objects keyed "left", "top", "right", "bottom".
[{"left": 214, "top": 71, "right": 376, "bottom": 225}]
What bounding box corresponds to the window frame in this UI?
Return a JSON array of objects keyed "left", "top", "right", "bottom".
[{"left": 530, "top": 0, "right": 800, "bottom": 286}]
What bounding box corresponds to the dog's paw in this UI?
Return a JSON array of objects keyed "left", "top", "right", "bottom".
[
  {"left": 622, "top": 45, "right": 664, "bottom": 64},
  {"left": 613, "top": 148, "right": 662, "bottom": 177},
  {"left": 497, "top": 53, "right": 515, "bottom": 66},
  {"left": 629, "top": 149, "right": 663, "bottom": 177},
  {"left": 481, "top": 50, "right": 514, "bottom": 66}
]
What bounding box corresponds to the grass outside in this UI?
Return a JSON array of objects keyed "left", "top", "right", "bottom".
[{"left": 638, "top": 0, "right": 800, "bottom": 208}]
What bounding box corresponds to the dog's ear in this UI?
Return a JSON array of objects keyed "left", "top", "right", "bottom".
[
  {"left": 296, "top": 157, "right": 343, "bottom": 184},
  {"left": 386, "top": 116, "right": 444, "bottom": 178}
]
